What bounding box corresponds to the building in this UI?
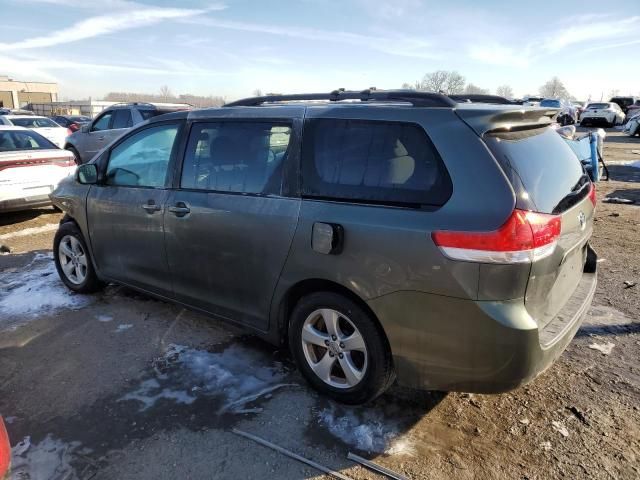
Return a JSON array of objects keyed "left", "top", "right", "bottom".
[
  {"left": 27, "top": 100, "right": 116, "bottom": 118},
  {"left": 0, "top": 75, "right": 58, "bottom": 108}
]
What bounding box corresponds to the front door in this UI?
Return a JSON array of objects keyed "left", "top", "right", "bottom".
[
  {"left": 87, "top": 121, "right": 182, "bottom": 297},
  {"left": 163, "top": 119, "right": 301, "bottom": 330}
]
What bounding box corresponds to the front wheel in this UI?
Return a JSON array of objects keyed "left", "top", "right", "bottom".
[
  {"left": 54, "top": 222, "right": 104, "bottom": 293},
  {"left": 289, "top": 292, "right": 395, "bottom": 404}
]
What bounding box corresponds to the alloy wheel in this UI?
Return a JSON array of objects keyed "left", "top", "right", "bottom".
[{"left": 58, "top": 235, "right": 88, "bottom": 285}]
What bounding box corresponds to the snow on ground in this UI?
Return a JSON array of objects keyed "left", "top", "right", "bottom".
[
  {"left": 114, "top": 323, "right": 133, "bottom": 333},
  {"left": 0, "top": 253, "right": 91, "bottom": 329},
  {"left": 10, "top": 435, "right": 82, "bottom": 480},
  {"left": 96, "top": 314, "right": 113, "bottom": 322},
  {"left": 120, "top": 343, "right": 294, "bottom": 413},
  {"left": 317, "top": 405, "right": 415, "bottom": 455},
  {"left": 0, "top": 223, "right": 58, "bottom": 241}
]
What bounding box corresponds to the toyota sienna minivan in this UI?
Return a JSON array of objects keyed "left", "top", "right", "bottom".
[{"left": 51, "top": 90, "right": 597, "bottom": 404}]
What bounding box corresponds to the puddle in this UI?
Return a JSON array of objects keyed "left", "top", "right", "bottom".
[{"left": 0, "top": 253, "right": 91, "bottom": 328}]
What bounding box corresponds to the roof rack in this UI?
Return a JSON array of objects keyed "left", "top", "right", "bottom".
[
  {"left": 224, "top": 89, "right": 457, "bottom": 108},
  {"left": 106, "top": 102, "right": 157, "bottom": 109},
  {"left": 449, "top": 94, "right": 517, "bottom": 105}
]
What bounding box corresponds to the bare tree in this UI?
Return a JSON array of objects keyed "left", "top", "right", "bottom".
[
  {"left": 252, "top": 89, "right": 263, "bottom": 97},
  {"left": 105, "top": 91, "right": 225, "bottom": 107},
  {"left": 159, "top": 85, "right": 173, "bottom": 100},
  {"left": 539, "top": 77, "right": 571, "bottom": 99},
  {"left": 401, "top": 82, "right": 418, "bottom": 90},
  {"left": 608, "top": 89, "right": 619, "bottom": 99},
  {"left": 496, "top": 85, "right": 514, "bottom": 98},
  {"left": 464, "top": 83, "right": 490, "bottom": 95},
  {"left": 418, "top": 70, "right": 466, "bottom": 95}
]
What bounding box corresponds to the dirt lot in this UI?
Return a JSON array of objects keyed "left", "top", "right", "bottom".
[{"left": 0, "top": 129, "right": 638, "bottom": 480}]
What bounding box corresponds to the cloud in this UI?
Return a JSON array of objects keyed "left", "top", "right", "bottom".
[
  {"left": 0, "top": 4, "right": 226, "bottom": 51},
  {"left": 184, "top": 16, "right": 438, "bottom": 59},
  {"left": 468, "top": 15, "right": 640, "bottom": 67}
]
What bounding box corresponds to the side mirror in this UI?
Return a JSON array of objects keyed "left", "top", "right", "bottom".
[
  {"left": 77, "top": 164, "right": 98, "bottom": 184},
  {"left": 81, "top": 124, "right": 90, "bottom": 133}
]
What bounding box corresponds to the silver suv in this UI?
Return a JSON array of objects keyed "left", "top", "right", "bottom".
[{"left": 64, "top": 102, "right": 189, "bottom": 164}]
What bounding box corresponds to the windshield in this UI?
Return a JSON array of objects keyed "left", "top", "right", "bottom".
[
  {"left": 0, "top": 130, "right": 58, "bottom": 151},
  {"left": 9, "top": 117, "right": 60, "bottom": 128},
  {"left": 586, "top": 103, "right": 609, "bottom": 109},
  {"left": 484, "top": 127, "right": 588, "bottom": 214},
  {"left": 540, "top": 100, "right": 561, "bottom": 108}
]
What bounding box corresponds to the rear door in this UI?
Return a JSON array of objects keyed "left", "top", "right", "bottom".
[
  {"left": 484, "top": 127, "right": 595, "bottom": 329},
  {"left": 87, "top": 121, "right": 183, "bottom": 296},
  {"left": 163, "top": 113, "right": 302, "bottom": 330}
]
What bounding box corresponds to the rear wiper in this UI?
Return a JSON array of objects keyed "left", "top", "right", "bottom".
[{"left": 552, "top": 176, "right": 590, "bottom": 214}]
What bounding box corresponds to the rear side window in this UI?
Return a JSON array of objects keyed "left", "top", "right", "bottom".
[
  {"left": 484, "top": 127, "right": 588, "bottom": 214},
  {"left": 301, "top": 119, "right": 451, "bottom": 207},
  {"left": 111, "top": 109, "right": 133, "bottom": 129},
  {"left": 181, "top": 122, "right": 292, "bottom": 195}
]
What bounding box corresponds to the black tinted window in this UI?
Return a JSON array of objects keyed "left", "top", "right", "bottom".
[
  {"left": 0, "top": 130, "right": 57, "bottom": 151},
  {"left": 111, "top": 109, "right": 133, "bottom": 129},
  {"left": 485, "top": 127, "right": 587, "bottom": 214},
  {"left": 181, "top": 122, "right": 292, "bottom": 195},
  {"left": 301, "top": 119, "right": 451, "bottom": 207}
]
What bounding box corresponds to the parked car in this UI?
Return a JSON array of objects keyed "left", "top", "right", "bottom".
[
  {"left": 579, "top": 102, "right": 625, "bottom": 127},
  {"left": 0, "top": 108, "right": 33, "bottom": 116},
  {"left": 64, "top": 102, "right": 190, "bottom": 164},
  {"left": 51, "top": 115, "right": 91, "bottom": 133},
  {"left": 540, "top": 98, "right": 577, "bottom": 125},
  {"left": 0, "top": 126, "right": 76, "bottom": 212},
  {"left": 0, "top": 115, "right": 67, "bottom": 147},
  {"left": 0, "top": 416, "right": 9, "bottom": 480},
  {"left": 52, "top": 90, "right": 597, "bottom": 404},
  {"left": 609, "top": 96, "right": 637, "bottom": 114},
  {"left": 522, "top": 96, "right": 543, "bottom": 106},
  {"left": 622, "top": 111, "right": 640, "bottom": 137}
]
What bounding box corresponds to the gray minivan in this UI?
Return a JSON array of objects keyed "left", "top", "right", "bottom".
[{"left": 51, "top": 90, "right": 597, "bottom": 404}]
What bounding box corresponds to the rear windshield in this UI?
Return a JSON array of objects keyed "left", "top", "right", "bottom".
[
  {"left": 484, "top": 127, "right": 589, "bottom": 214},
  {"left": 0, "top": 130, "right": 57, "bottom": 151},
  {"left": 540, "top": 99, "right": 561, "bottom": 107},
  {"left": 586, "top": 103, "right": 609, "bottom": 109},
  {"left": 9, "top": 117, "right": 59, "bottom": 128}
]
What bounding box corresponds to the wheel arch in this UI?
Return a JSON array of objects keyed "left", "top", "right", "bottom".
[{"left": 274, "top": 278, "right": 391, "bottom": 353}]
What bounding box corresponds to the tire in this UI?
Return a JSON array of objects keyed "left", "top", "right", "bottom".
[
  {"left": 289, "top": 291, "right": 394, "bottom": 404},
  {"left": 54, "top": 222, "right": 104, "bottom": 293},
  {"left": 65, "top": 146, "right": 82, "bottom": 165}
]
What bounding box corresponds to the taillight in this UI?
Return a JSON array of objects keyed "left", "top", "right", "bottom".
[
  {"left": 432, "top": 209, "right": 562, "bottom": 264},
  {"left": 67, "top": 128, "right": 73, "bottom": 136},
  {"left": 588, "top": 182, "right": 596, "bottom": 208},
  {"left": 69, "top": 123, "right": 80, "bottom": 132}
]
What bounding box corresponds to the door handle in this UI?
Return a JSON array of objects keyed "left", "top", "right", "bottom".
[
  {"left": 141, "top": 202, "right": 161, "bottom": 213},
  {"left": 168, "top": 202, "right": 190, "bottom": 217},
  {"left": 97, "top": 136, "right": 105, "bottom": 141}
]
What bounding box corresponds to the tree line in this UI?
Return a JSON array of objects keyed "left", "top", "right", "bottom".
[
  {"left": 401, "top": 71, "right": 575, "bottom": 100},
  {"left": 104, "top": 86, "right": 225, "bottom": 107}
]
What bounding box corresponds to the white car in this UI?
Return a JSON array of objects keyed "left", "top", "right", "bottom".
[
  {"left": 0, "top": 114, "right": 68, "bottom": 148},
  {"left": 0, "top": 126, "right": 76, "bottom": 212},
  {"left": 623, "top": 111, "right": 640, "bottom": 137},
  {"left": 579, "top": 102, "right": 626, "bottom": 127}
]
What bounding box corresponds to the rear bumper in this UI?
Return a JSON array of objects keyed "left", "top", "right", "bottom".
[{"left": 368, "top": 266, "right": 597, "bottom": 393}]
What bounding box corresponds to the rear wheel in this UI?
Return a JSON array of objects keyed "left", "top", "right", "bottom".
[
  {"left": 289, "top": 292, "right": 394, "bottom": 404},
  {"left": 54, "top": 222, "right": 104, "bottom": 293},
  {"left": 65, "top": 146, "right": 81, "bottom": 165}
]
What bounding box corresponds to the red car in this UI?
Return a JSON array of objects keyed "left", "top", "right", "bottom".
[{"left": 0, "top": 417, "right": 9, "bottom": 479}]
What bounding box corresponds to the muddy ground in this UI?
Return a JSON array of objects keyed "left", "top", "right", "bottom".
[{"left": 0, "top": 129, "right": 638, "bottom": 479}]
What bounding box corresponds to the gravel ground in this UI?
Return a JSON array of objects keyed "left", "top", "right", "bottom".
[{"left": 0, "top": 128, "right": 638, "bottom": 479}]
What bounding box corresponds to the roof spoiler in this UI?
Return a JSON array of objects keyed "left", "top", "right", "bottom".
[
  {"left": 455, "top": 107, "right": 559, "bottom": 135},
  {"left": 449, "top": 94, "right": 519, "bottom": 105}
]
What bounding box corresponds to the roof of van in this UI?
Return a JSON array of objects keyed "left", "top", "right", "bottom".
[{"left": 148, "top": 90, "right": 556, "bottom": 135}]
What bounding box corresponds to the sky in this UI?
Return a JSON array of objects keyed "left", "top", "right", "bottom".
[{"left": 0, "top": 0, "right": 638, "bottom": 102}]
